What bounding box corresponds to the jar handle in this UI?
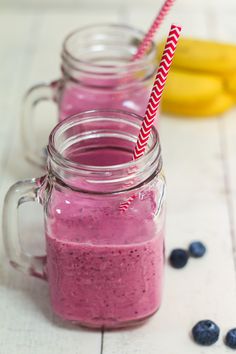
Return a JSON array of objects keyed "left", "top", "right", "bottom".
[
  {"left": 21, "top": 80, "right": 61, "bottom": 168},
  {"left": 2, "top": 176, "right": 47, "bottom": 279}
]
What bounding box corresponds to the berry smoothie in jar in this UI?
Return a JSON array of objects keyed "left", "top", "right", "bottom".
[
  {"left": 46, "top": 180, "right": 164, "bottom": 327},
  {"left": 22, "top": 25, "right": 157, "bottom": 167},
  {"left": 4, "top": 110, "right": 165, "bottom": 329},
  {"left": 45, "top": 110, "right": 165, "bottom": 328}
]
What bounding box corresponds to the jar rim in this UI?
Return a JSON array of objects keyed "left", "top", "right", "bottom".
[
  {"left": 61, "top": 23, "right": 157, "bottom": 75},
  {"left": 48, "top": 109, "right": 161, "bottom": 174}
]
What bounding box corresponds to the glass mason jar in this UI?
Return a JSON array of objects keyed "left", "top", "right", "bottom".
[
  {"left": 4, "top": 110, "right": 165, "bottom": 329},
  {"left": 21, "top": 24, "right": 157, "bottom": 167}
]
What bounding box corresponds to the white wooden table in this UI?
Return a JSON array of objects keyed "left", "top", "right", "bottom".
[{"left": 1, "top": 1, "right": 236, "bottom": 353}]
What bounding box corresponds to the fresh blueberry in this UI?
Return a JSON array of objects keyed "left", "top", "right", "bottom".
[
  {"left": 225, "top": 328, "right": 236, "bottom": 349},
  {"left": 169, "top": 249, "right": 189, "bottom": 269},
  {"left": 189, "top": 241, "right": 206, "bottom": 258},
  {"left": 192, "top": 320, "right": 220, "bottom": 346}
]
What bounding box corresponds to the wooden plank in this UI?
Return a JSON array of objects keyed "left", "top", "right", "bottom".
[
  {"left": 127, "top": 6, "right": 209, "bottom": 39},
  {"left": 215, "top": 14, "right": 236, "bottom": 266},
  {"left": 1, "top": 0, "right": 236, "bottom": 11},
  {"left": 207, "top": 10, "right": 236, "bottom": 260},
  {"left": 218, "top": 114, "right": 236, "bottom": 259}
]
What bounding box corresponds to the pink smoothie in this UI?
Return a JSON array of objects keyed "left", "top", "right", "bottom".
[
  {"left": 45, "top": 149, "right": 164, "bottom": 328},
  {"left": 58, "top": 82, "right": 150, "bottom": 121}
]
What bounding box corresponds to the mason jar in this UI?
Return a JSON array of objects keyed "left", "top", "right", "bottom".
[
  {"left": 4, "top": 109, "right": 165, "bottom": 329},
  {"left": 21, "top": 24, "right": 157, "bottom": 167}
]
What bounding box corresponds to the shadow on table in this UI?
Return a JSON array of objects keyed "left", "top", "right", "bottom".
[{"left": 0, "top": 262, "right": 99, "bottom": 333}]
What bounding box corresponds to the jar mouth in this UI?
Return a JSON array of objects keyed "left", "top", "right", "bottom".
[
  {"left": 47, "top": 110, "right": 162, "bottom": 193},
  {"left": 61, "top": 23, "right": 157, "bottom": 77},
  {"left": 48, "top": 109, "right": 160, "bottom": 173}
]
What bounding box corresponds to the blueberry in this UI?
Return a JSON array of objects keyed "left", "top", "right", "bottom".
[
  {"left": 225, "top": 328, "right": 236, "bottom": 349},
  {"left": 169, "top": 249, "right": 189, "bottom": 269},
  {"left": 192, "top": 320, "right": 220, "bottom": 346},
  {"left": 189, "top": 241, "right": 206, "bottom": 258}
]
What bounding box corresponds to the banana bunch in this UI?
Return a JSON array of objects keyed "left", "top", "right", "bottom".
[{"left": 157, "top": 38, "right": 236, "bottom": 117}]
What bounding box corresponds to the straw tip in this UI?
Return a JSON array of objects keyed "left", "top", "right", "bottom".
[{"left": 171, "top": 23, "right": 182, "bottom": 32}]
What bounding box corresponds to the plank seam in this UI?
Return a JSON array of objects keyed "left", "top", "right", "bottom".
[
  {"left": 100, "top": 328, "right": 104, "bottom": 354},
  {"left": 218, "top": 117, "right": 236, "bottom": 271},
  {"left": 0, "top": 12, "right": 43, "bottom": 192}
]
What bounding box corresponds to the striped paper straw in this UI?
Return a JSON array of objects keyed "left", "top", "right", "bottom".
[
  {"left": 120, "top": 24, "right": 182, "bottom": 212},
  {"left": 132, "top": 0, "right": 176, "bottom": 61}
]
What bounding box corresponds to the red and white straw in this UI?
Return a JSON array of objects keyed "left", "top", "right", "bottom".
[
  {"left": 120, "top": 24, "right": 182, "bottom": 212},
  {"left": 132, "top": 0, "right": 176, "bottom": 61}
]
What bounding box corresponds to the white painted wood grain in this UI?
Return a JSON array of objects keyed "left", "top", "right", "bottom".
[
  {"left": 126, "top": 6, "right": 209, "bottom": 39},
  {"left": 220, "top": 122, "right": 236, "bottom": 287},
  {"left": 212, "top": 11, "right": 236, "bottom": 278},
  {"left": 219, "top": 112, "right": 236, "bottom": 256},
  {"left": 1, "top": 0, "right": 236, "bottom": 11}
]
